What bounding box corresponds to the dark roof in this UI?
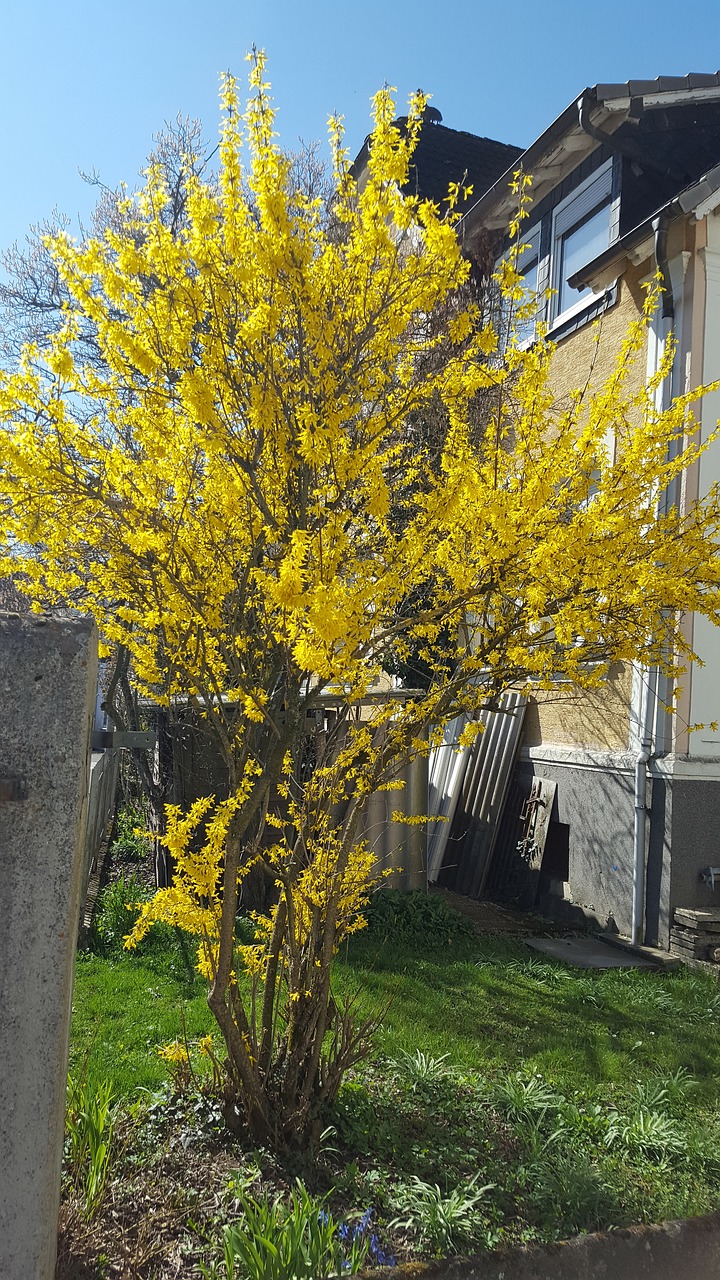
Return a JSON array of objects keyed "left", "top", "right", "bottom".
[
  {"left": 398, "top": 122, "right": 522, "bottom": 208},
  {"left": 352, "top": 116, "right": 522, "bottom": 208},
  {"left": 460, "top": 73, "right": 720, "bottom": 236},
  {"left": 593, "top": 72, "right": 720, "bottom": 99}
]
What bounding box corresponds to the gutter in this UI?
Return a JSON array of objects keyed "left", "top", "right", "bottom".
[{"left": 577, "top": 92, "right": 688, "bottom": 182}]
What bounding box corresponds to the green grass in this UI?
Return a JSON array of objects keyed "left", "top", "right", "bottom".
[
  {"left": 71, "top": 947, "right": 212, "bottom": 1095},
  {"left": 333, "top": 932, "right": 720, "bottom": 1100},
  {"left": 71, "top": 920, "right": 720, "bottom": 1106},
  {"left": 65, "top": 905, "right": 720, "bottom": 1265}
]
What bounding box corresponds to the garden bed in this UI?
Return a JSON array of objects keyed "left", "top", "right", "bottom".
[{"left": 60, "top": 876, "right": 720, "bottom": 1278}]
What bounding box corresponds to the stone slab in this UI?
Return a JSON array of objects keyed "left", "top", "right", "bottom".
[
  {"left": 525, "top": 936, "right": 657, "bottom": 968},
  {"left": 0, "top": 614, "right": 97, "bottom": 1280},
  {"left": 674, "top": 908, "right": 720, "bottom": 928}
]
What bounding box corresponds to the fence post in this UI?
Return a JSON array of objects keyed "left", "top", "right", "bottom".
[{"left": 0, "top": 613, "right": 97, "bottom": 1280}]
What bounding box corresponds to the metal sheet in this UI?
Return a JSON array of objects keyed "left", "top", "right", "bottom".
[
  {"left": 430, "top": 692, "right": 526, "bottom": 894},
  {"left": 427, "top": 715, "right": 473, "bottom": 883}
]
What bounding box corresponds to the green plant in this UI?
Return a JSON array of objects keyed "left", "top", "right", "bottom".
[
  {"left": 604, "top": 1107, "right": 684, "bottom": 1158},
  {"left": 112, "top": 803, "right": 151, "bottom": 862},
  {"left": 395, "top": 1049, "right": 453, "bottom": 1087},
  {"left": 524, "top": 1152, "right": 617, "bottom": 1236},
  {"left": 93, "top": 871, "right": 150, "bottom": 952},
  {"left": 363, "top": 889, "right": 475, "bottom": 947},
  {"left": 64, "top": 1073, "right": 115, "bottom": 1217},
  {"left": 390, "top": 1172, "right": 494, "bottom": 1255},
  {"left": 490, "top": 1071, "right": 564, "bottom": 1125},
  {"left": 504, "top": 957, "right": 575, "bottom": 986},
  {"left": 199, "top": 1180, "right": 369, "bottom": 1280}
]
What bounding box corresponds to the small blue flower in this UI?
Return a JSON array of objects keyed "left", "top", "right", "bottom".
[{"left": 358, "top": 1207, "right": 373, "bottom": 1232}]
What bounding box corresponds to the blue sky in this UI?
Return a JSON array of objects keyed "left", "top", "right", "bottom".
[{"left": 1, "top": 0, "right": 719, "bottom": 253}]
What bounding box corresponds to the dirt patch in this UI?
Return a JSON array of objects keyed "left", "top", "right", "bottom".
[{"left": 430, "top": 885, "right": 580, "bottom": 938}]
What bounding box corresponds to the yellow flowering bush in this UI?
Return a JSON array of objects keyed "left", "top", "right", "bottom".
[{"left": 2, "top": 53, "right": 720, "bottom": 1147}]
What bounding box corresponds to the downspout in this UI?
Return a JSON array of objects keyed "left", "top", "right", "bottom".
[
  {"left": 632, "top": 667, "right": 657, "bottom": 946},
  {"left": 631, "top": 215, "right": 675, "bottom": 946}
]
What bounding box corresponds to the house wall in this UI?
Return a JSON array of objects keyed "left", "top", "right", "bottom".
[
  {"left": 523, "top": 664, "right": 632, "bottom": 753},
  {"left": 510, "top": 255, "right": 714, "bottom": 947},
  {"left": 517, "top": 754, "right": 637, "bottom": 938},
  {"left": 547, "top": 259, "right": 650, "bottom": 408},
  {"left": 521, "top": 259, "right": 651, "bottom": 757},
  {"left": 688, "top": 207, "right": 720, "bottom": 754}
]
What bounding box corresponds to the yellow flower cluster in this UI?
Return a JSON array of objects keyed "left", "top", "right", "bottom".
[{"left": 2, "top": 53, "right": 720, "bottom": 1128}]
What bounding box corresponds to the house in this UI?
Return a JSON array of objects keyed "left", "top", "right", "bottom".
[
  {"left": 448, "top": 74, "right": 720, "bottom": 950},
  {"left": 355, "top": 77, "right": 720, "bottom": 950}
]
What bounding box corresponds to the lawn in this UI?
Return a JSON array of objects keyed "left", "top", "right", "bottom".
[{"left": 62, "top": 887, "right": 720, "bottom": 1277}]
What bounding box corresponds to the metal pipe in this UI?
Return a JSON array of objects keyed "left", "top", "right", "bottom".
[
  {"left": 577, "top": 93, "right": 687, "bottom": 183},
  {"left": 653, "top": 209, "right": 675, "bottom": 320},
  {"left": 632, "top": 665, "right": 657, "bottom": 945}
]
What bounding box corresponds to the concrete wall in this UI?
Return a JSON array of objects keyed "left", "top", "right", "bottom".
[
  {"left": 517, "top": 755, "right": 638, "bottom": 939},
  {"left": 510, "top": 759, "right": 720, "bottom": 948},
  {"left": 652, "top": 774, "right": 720, "bottom": 928},
  {"left": 384, "top": 1211, "right": 720, "bottom": 1280},
  {"left": 0, "top": 613, "right": 98, "bottom": 1280}
]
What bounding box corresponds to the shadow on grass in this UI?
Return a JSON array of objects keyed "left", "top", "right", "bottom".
[{"left": 335, "top": 932, "right": 720, "bottom": 1096}]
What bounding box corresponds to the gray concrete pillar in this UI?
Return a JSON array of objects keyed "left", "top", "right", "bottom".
[{"left": 0, "top": 613, "right": 97, "bottom": 1280}]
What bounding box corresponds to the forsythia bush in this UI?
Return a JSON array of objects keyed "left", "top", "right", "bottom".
[{"left": 1, "top": 53, "right": 719, "bottom": 1145}]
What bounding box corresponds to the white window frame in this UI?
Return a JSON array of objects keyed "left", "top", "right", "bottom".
[
  {"left": 514, "top": 222, "right": 543, "bottom": 346},
  {"left": 496, "top": 222, "right": 543, "bottom": 349},
  {"left": 549, "top": 158, "right": 615, "bottom": 327},
  {"left": 495, "top": 156, "right": 620, "bottom": 346}
]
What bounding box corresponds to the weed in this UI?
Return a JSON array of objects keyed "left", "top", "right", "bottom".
[
  {"left": 505, "top": 958, "right": 574, "bottom": 986},
  {"left": 490, "top": 1070, "right": 564, "bottom": 1125},
  {"left": 524, "top": 1152, "right": 617, "bottom": 1236},
  {"left": 604, "top": 1107, "right": 684, "bottom": 1158},
  {"left": 390, "top": 1172, "right": 494, "bottom": 1255},
  {"left": 93, "top": 871, "right": 150, "bottom": 953},
  {"left": 112, "top": 804, "right": 151, "bottom": 862},
  {"left": 363, "top": 889, "right": 475, "bottom": 946},
  {"left": 395, "top": 1049, "right": 453, "bottom": 1086},
  {"left": 64, "top": 1073, "right": 115, "bottom": 1217}
]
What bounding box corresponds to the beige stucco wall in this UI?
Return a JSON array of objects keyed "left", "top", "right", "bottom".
[
  {"left": 524, "top": 261, "right": 650, "bottom": 753},
  {"left": 523, "top": 662, "right": 633, "bottom": 752},
  {"left": 546, "top": 259, "right": 650, "bottom": 409}
]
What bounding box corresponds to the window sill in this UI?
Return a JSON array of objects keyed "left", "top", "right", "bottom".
[{"left": 547, "top": 282, "right": 619, "bottom": 343}]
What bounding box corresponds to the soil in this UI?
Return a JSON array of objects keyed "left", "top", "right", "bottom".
[{"left": 430, "top": 884, "right": 580, "bottom": 938}]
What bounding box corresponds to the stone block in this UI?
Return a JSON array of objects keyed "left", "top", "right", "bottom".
[{"left": 0, "top": 614, "right": 97, "bottom": 1280}]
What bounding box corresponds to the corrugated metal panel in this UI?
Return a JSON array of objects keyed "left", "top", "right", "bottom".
[
  {"left": 435, "top": 692, "right": 526, "bottom": 896},
  {"left": 364, "top": 750, "right": 428, "bottom": 892},
  {"left": 427, "top": 715, "right": 472, "bottom": 883}
]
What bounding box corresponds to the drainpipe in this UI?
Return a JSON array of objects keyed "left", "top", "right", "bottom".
[
  {"left": 653, "top": 209, "right": 675, "bottom": 321},
  {"left": 577, "top": 94, "right": 687, "bottom": 184},
  {"left": 631, "top": 220, "right": 675, "bottom": 947},
  {"left": 632, "top": 666, "right": 657, "bottom": 946}
]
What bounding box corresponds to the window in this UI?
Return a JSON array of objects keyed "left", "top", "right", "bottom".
[
  {"left": 499, "top": 157, "right": 618, "bottom": 344},
  {"left": 515, "top": 223, "right": 541, "bottom": 346},
  {"left": 550, "top": 160, "right": 614, "bottom": 323}
]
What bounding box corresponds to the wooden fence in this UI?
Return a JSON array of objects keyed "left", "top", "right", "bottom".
[{"left": 81, "top": 749, "right": 120, "bottom": 903}]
